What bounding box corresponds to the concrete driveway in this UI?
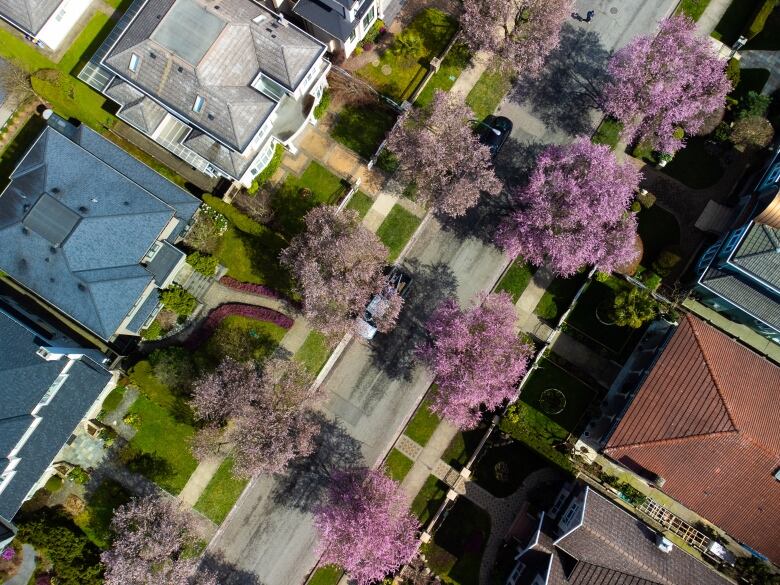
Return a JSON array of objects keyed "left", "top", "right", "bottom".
[{"left": 205, "top": 1, "right": 680, "bottom": 582}]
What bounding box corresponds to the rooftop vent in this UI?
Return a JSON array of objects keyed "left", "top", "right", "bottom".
[
  {"left": 207, "top": 113, "right": 215, "bottom": 120},
  {"left": 91, "top": 198, "right": 98, "bottom": 203},
  {"left": 150, "top": 52, "right": 157, "bottom": 59},
  {"left": 253, "top": 13, "right": 266, "bottom": 23},
  {"left": 177, "top": 66, "right": 183, "bottom": 73},
  {"left": 78, "top": 206, "right": 88, "bottom": 213},
  {"left": 123, "top": 201, "right": 130, "bottom": 206},
  {"left": 49, "top": 246, "right": 57, "bottom": 254},
  {"left": 279, "top": 14, "right": 288, "bottom": 26},
  {"left": 51, "top": 187, "right": 60, "bottom": 193},
  {"left": 77, "top": 283, "right": 86, "bottom": 291},
  {"left": 656, "top": 535, "right": 673, "bottom": 554}
]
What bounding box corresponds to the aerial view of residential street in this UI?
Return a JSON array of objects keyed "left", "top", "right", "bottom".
[{"left": 2, "top": 0, "right": 780, "bottom": 583}]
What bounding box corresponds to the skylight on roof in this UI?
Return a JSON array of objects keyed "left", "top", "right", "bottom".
[
  {"left": 129, "top": 53, "right": 140, "bottom": 72},
  {"left": 193, "top": 95, "right": 205, "bottom": 113}
]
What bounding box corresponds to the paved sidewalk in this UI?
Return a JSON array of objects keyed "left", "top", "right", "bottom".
[
  {"left": 450, "top": 50, "right": 491, "bottom": 100},
  {"left": 5, "top": 544, "right": 36, "bottom": 585},
  {"left": 515, "top": 268, "right": 554, "bottom": 314},
  {"left": 179, "top": 455, "right": 225, "bottom": 507},
  {"left": 397, "top": 419, "right": 460, "bottom": 504},
  {"left": 696, "top": 0, "right": 731, "bottom": 35}
]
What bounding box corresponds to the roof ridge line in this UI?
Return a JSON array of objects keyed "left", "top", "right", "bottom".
[
  {"left": 605, "top": 429, "right": 739, "bottom": 452},
  {"left": 574, "top": 559, "right": 665, "bottom": 585},
  {"left": 686, "top": 316, "right": 739, "bottom": 431},
  {"left": 739, "top": 432, "right": 779, "bottom": 459}
]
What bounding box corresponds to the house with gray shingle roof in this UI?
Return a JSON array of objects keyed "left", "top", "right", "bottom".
[
  {"left": 78, "top": 0, "right": 329, "bottom": 187},
  {"left": 0, "top": 297, "right": 114, "bottom": 544},
  {"left": 0, "top": 0, "right": 93, "bottom": 50},
  {"left": 292, "top": 0, "right": 382, "bottom": 58},
  {"left": 506, "top": 483, "right": 733, "bottom": 585},
  {"left": 0, "top": 114, "right": 200, "bottom": 343},
  {"left": 694, "top": 143, "right": 780, "bottom": 345}
]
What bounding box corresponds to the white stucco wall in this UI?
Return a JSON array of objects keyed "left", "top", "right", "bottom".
[{"left": 36, "top": 0, "right": 92, "bottom": 50}]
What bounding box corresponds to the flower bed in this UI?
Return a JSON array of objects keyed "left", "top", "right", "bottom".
[{"left": 185, "top": 303, "right": 293, "bottom": 350}]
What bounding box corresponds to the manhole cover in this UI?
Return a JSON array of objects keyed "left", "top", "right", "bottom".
[
  {"left": 381, "top": 64, "right": 392, "bottom": 75},
  {"left": 610, "top": 7, "right": 618, "bottom": 14},
  {"left": 371, "top": 58, "right": 380, "bottom": 67}
]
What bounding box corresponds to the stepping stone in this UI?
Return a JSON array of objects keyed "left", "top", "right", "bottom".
[
  {"left": 395, "top": 435, "right": 422, "bottom": 460},
  {"left": 371, "top": 58, "right": 380, "bottom": 67},
  {"left": 381, "top": 65, "right": 392, "bottom": 76}
]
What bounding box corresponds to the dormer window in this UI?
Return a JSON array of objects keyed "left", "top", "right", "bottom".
[
  {"left": 193, "top": 95, "right": 206, "bottom": 113},
  {"left": 129, "top": 53, "right": 140, "bottom": 72}
]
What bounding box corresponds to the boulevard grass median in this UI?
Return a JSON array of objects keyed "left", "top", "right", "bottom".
[
  {"left": 415, "top": 43, "right": 471, "bottom": 107},
  {"left": 345, "top": 191, "right": 374, "bottom": 218},
  {"left": 295, "top": 331, "right": 332, "bottom": 375},
  {"left": 411, "top": 475, "right": 448, "bottom": 526},
  {"left": 307, "top": 566, "right": 343, "bottom": 585},
  {"left": 494, "top": 258, "right": 535, "bottom": 303},
  {"left": 465, "top": 67, "right": 513, "bottom": 120},
  {"left": 403, "top": 398, "right": 440, "bottom": 447},
  {"left": 194, "top": 458, "right": 248, "bottom": 524},
  {"left": 385, "top": 449, "right": 414, "bottom": 482},
  {"left": 376, "top": 204, "right": 422, "bottom": 261}
]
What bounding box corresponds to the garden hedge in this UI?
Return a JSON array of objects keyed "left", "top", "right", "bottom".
[
  {"left": 747, "top": 0, "right": 779, "bottom": 38},
  {"left": 184, "top": 303, "right": 293, "bottom": 350}
]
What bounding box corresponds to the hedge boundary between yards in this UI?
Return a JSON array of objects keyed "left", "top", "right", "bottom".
[{"left": 184, "top": 303, "right": 294, "bottom": 350}]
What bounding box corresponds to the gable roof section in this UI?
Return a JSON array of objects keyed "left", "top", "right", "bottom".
[
  {"left": 102, "top": 0, "right": 324, "bottom": 152},
  {"left": 553, "top": 488, "right": 731, "bottom": 585},
  {"left": 700, "top": 267, "right": 780, "bottom": 331},
  {"left": 605, "top": 315, "right": 780, "bottom": 563},
  {"left": 0, "top": 0, "right": 61, "bottom": 35},
  {"left": 0, "top": 309, "right": 111, "bottom": 520},
  {"left": 0, "top": 122, "right": 199, "bottom": 340},
  {"left": 730, "top": 222, "right": 780, "bottom": 290}
]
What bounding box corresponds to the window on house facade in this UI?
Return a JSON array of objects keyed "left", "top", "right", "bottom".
[
  {"left": 362, "top": 5, "right": 375, "bottom": 31},
  {"left": 560, "top": 501, "right": 580, "bottom": 527},
  {"left": 348, "top": 29, "right": 357, "bottom": 42}
]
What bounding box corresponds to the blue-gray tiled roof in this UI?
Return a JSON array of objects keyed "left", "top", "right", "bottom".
[
  {"left": 0, "top": 309, "right": 111, "bottom": 520},
  {"left": 125, "top": 291, "right": 161, "bottom": 333},
  {"left": 0, "top": 0, "right": 61, "bottom": 35}
]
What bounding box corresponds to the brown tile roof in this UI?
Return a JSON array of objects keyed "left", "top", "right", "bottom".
[{"left": 605, "top": 315, "right": 780, "bottom": 563}]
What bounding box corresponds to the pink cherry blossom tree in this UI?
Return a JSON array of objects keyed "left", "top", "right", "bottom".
[
  {"left": 190, "top": 357, "right": 257, "bottom": 424},
  {"left": 387, "top": 90, "right": 501, "bottom": 217},
  {"left": 281, "top": 206, "right": 394, "bottom": 338},
  {"left": 102, "top": 495, "right": 217, "bottom": 585},
  {"left": 496, "top": 138, "right": 641, "bottom": 277},
  {"left": 417, "top": 292, "right": 533, "bottom": 428},
  {"left": 314, "top": 467, "right": 420, "bottom": 585},
  {"left": 459, "top": 0, "right": 571, "bottom": 78},
  {"left": 602, "top": 15, "right": 731, "bottom": 154}
]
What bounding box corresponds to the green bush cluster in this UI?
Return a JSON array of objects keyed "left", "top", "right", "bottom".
[
  {"left": 376, "top": 148, "right": 400, "bottom": 173},
  {"left": 612, "top": 287, "right": 659, "bottom": 328},
  {"left": 186, "top": 251, "right": 218, "bottom": 276},
  {"left": 247, "top": 143, "right": 285, "bottom": 194},
  {"left": 651, "top": 248, "right": 682, "bottom": 277},
  {"left": 68, "top": 466, "right": 89, "bottom": 485},
  {"left": 313, "top": 89, "right": 332, "bottom": 120},
  {"left": 44, "top": 475, "right": 64, "bottom": 493},
  {"left": 159, "top": 285, "right": 198, "bottom": 317},
  {"left": 725, "top": 58, "right": 741, "bottom": 89},
  {"left": 747, "top": 0, "right": 779, "bottom": 38},
  {"left": 737, "top": 90, "right": 772, "bottom": 119},
  {"left": 202, "top": 194, "right": 266, "bottom": 235},
  {"left": 141, "top": 320, "right": 163, "bottom": 340},
  {"left": 363, "top": 19, "right": 385, "bottom": 44}
]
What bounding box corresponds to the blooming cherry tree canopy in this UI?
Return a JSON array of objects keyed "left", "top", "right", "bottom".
[
  {"left": 314, "top": 467, "right": 420, "bottom": 585},
  {"left": 281, "top": 206, "right": 392, "bottom": 337},
  {"left": 388, "top": 90, "right": 501, "bottom": 217},
  {"left": 602, "top": 15, "right": 731, "bottom": 154},
  {"left": 459, "top": 0, "right": 571, "bottom": 78},
  {"left": 418, "top": 292, "right": 533, "bottom": 428},
  {"left": 496, "top": 138, "right": 641, "bottom": 276},
  {"left": 190, "top": 357, "right": 256, "bottom": 424}
]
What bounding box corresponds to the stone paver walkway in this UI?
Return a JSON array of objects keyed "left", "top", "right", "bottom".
[
  {"left": 4, "top": 544, "right": 36, "bottom": 585},
  {"left": 178, "top": 455, "right": 225, "bottom": 507}
]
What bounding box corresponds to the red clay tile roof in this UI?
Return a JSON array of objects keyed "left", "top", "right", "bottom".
[{"left": 605, "top": 315, "right": 780, "bottom": 563}]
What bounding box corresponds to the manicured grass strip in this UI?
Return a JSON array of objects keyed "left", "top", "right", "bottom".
[
  {"left": 307, "top": 566, "right": 343, "bottom": 585},
  {"left": 711, "top": 0, "right": 763, "bottom": 43},
  {"left": 100, "top": 386, "right": 127, "bottom": 413},
  {"left": 442, "top": 428, "right": 483, "bottom": 468},
  {"left": 0, "top": 27, "right": 56, "bottom": 72},
  {"left": 376, "top": 204, "right": 422, "bottom": 261},
  {"left": 122, "top": 396, "right": 198, "bottom": 495},
  {"left": 74, "top": 479, "right": 132, "bottom": 549},
  {"left": 194, "top": 458, "right": 248, "bottom": 525},
  {"left": 415, "top": 43, "right": 471, "bottom": 107},
  {"left": 294, "top": 331, "right": 331, "bottom": 375},
  {"left": 676, "top": 0, "right": 711, "bottom": 21},
  {"left": 466, "top": 67, "right": 513, "bottom": 121},
  {"left": 404, "top": 398, "right": 440, "bottom": 447},
  {"left": 534, "top": 272, "right": 588, "bottom": 324},
  {"left": 59, "top": 12, "right": 112, "bottom": 74},
  {"left": 592, "top": 117, "right": 623, "bottom": 150},
  {"left": 385, "top": 449, "right": 414, "bottom": 482},
  {"left": 331, "top": 104, "right": 397, "bottom": 159},
  {"left": 410, "top": 475, "right": 448, "bottom": 526},
  {"left": 495, "top": 259, "right": 535, "bottom": 303},
  {"left": 346, "top": 191, "right": 374, "bottom": 218}
]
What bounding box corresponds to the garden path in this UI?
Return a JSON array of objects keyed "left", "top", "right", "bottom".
[
  {"left": 695, "top": 0, "right": 733, "bottom": 35},
  {"left": 511, "top": 267, "right": 555, "bottom": 341},
  {"left": 178, "top": 455, "right": 226, "bottom": 508},
  {"left": 449, "top": 50, "right": 491, "bottom": 100},
  {"left": 396, "top": 420, "right": 460, "bottom": 504},
  {"left": 4, "top": 544, "right": 36, "bottom": 585}
]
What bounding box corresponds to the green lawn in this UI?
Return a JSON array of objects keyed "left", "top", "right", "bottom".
[
  {"left": 534, "top": 272, "right": 588, "bottom": 324},
  {"left": 73, "top": 479, "right": 132, "bottom": 549},
  {"left": 271, "top": 162, "right": 348, "bottom": 237},
  {"left": 517, "top": 358, "right": 596, "bottom": 433},
  {"left": 345, "top": 191, "right": 374, "bottom": 218},
  {"left": 415, "top": 43, "right": 471, "bottom": 107},
  {"left": 730, "top": 68, "right": 770, "bottom": 102},
  {"left": 0, "top": 115, "right": 47, "bottom": 189},
  {"left": 385, "top": 449, "right": 414, "bottom": 482},
  {"left": 662, "top": 137, "right": 724, "bottom": 189},
  {"left": 465, "top": 67, "right": 513, "bottom": 121},
  {"left": 100, "top": 386, "right": 127, "bottom": 414},
  {"left": 294, "top": 331, "right": 332, "bottom": 375},
  {"left": 0, "top": 27, "right": 57, "bottom": 72},
  {"left": 747, "top": 4, "right": 780, "bottom": 49},
  {"left": 122, "top": 395, "right": 199, "bottom": 495},
  {"left": 356, "top": 8, "right": 459, "bottom": 102},
  {"left": 196, "top": 315, "right": 287, "bottom": 367},
  {"left": 59, "top": 12, "right": 113, "bottom": 74},
  {"left": 711, "top": 0, "right": 763, "bottom": 43},
  {"left": 404, "top": 398, "right": 440, "bottom": 446},
  {"left": 425, "top": 498, "right": 490, "bottom": 585},
  {"left": 307, "top": 566, "right": 343, "bottom": 585},
  {"left": 411, "top": 475, "right": 448, "bottom": 526},
  {"left": 442, "top": 428, "right": 484, "bottom": 468},
  {"left": 376, "top": 204, "right": 422, "bottom": 261},
  {"left": 194, "top": 458, "right": 248, "bottom": 524},
  {"left": 330, "top": 103, "right": 397, "bottom": 159},
  {"left": 500, "top": 401, "right": 573, "bottom": 472},
  {"left": 129, "top": 360, "right": 178, "bottom": 410},
  {"left": 592, "top": 117, "right": 623, "bottom": 150},
  {"left": 494, "top": 259, "right": 535, "bottom": 303},
  {"left": 676, "top": 0, "right": 712, "bottom": 21},
  {"left": 637, "top": 204, "right": 681, "bottom": 268}
]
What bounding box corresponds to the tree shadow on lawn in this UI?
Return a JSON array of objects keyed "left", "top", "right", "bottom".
[
  {"left": 271, "top": 414, "right": 364, "bottom": 513},
  {"left": 510, "top": 24, "right": 611, "bottom": 138},
  {"left": 369, "top": 260, "right": 458, "bottom": 383}
]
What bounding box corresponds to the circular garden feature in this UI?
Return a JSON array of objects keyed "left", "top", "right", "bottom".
[{"left": 539, "top": 388, "right": 567, "bottom": 415}]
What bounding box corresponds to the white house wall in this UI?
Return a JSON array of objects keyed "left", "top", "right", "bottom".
[{"left": 36, "top": 0, "right": 92, "bottom": 50}]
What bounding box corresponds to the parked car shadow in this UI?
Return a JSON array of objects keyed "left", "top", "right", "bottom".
[
  {"left": 510, "top": 24, "right": 611, "bottom": 138},
  {"left": 270, "top": 414, "right": 364, "bottom": 513},
  {"left": 368, "top": 259, "right": 458, "bottom": 383}
]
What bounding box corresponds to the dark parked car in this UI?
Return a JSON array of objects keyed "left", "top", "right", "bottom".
[{"left": 477, "top": 116, "right": 512, "bottom": 157}]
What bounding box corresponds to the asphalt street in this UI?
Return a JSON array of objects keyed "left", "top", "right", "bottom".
[{"left": 206, "top": 1, "right": 679, "bottom": 583}]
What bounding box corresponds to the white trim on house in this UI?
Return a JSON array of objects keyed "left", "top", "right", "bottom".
[{"left": 36, "top": 0, "right": 93, "bottom": 50}]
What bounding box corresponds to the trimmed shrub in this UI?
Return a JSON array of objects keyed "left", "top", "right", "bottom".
[
  {"left": 140, "top": 320, "right": 163, "bottom": 341},
  {"left": 183, "top": 304, "right": 294, "bottom": 350},
  {"left": 68, "top": 467, "right": 89, "bottom": 485},
  {"left": 220, "top": 276, "right": 282, "bottom": 299},
  {"left": 248, "top": 143, "right": 285, "bottom": 194},
  {"left": 186, "top": 252, "right": 218, "bottom": 276},
  {"left": 159, "top": 285, "right": 198, "bottom": 316},
  {"left": 651, "top": 248, "right": 682, "bottom": 277},
  {"left": 725, "top": 58, "right": 741, "bottom": 89},
  {"left": 737, "top": 91, "right": 772, "bottom": 119},
  {"left": 313, "top": 89, "right": 332, "bottom": 120},
  {"left": 747, "top": 0, "right": 779, "bottom": 38},
  {"left": 202, "top": 194, "right": 265, "bottom": 235}
]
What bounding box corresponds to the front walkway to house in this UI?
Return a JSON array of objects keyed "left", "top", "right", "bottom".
[
  {"left": 394, "top": 421, "right": 461, "bottom": 502},
  {"left": 4, "top": 544, "right": 36, "bottom": 585},
  {"left": 178, "top": 455, "right": 225, "bottom": 507},
  {"left": 695, "top": 0, "right": 733, "bottom": 35}
]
